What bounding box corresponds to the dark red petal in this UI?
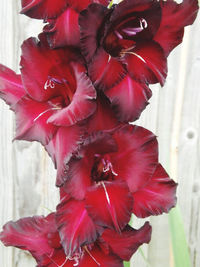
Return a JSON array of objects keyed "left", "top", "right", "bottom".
[
  {"left": 47, "top": 63, "right": 96, "bottom": 126},
  {"left": 13, "top": 95, "right": 57, "bottom": 145},
  {"left": 102, "top": 222, "right": 152, "bottom": 261},
  {"left": 61, "top": 157, "right": 93, "bottom": 200},
  {"left": 20, "top": 37, "right": 58, "bottom": 101},
  {"left": 45, "top": 125, "right": 84, "bottom": 186},
  {"left": 88, "top": 48, "right": 126, "bottom": 90},
  {"left": 85, "top": 93, "right": 120, "bottom": 134},
  {"left": 111, "top": 125, "right": 158, "bottom": 192},
  {"left": 44, "top": 8, "right": 80, "bottom": 48},
  {"left": 85, "top": 181, "right": 133, "bottom": 232},
  {"left": 104, "top": 0, "right": 161, "bottom": 52},
  {"left": 124, "top": 41, "right": 167, "bottom": 86},
  {"left": 105, "top": 75, "right": 152, "bottom": 122},
  {"left": 79, "top": 245, "right": 123, "bottom": 267},
  {"left": 40, "top": 244, "right": 123, "bottom": 267},
  {"left": 38, "top": 248, "right": 69, "bottom": 267},
  {"left": 0, "top": 64, "right": 25, "bottom": 106},
  {"left": 55, "top": 198, "right": 98, "bottom": 256},
  {"left": 20, "top": 35, "right": 81, "bottom": 102},
  {"left": 0, "top": 214, "right": 55, "bottom": 260},
  {"left": 154, "top": 0, "right": 199, "bottom": 56},
  {"left": 109, "top": 0, "right": 161, "bottom": 32},
  {"left": 79, "top": 4, "right": 110, "bottom": 63},
  {"left": 21, "top": 0, "right": 68, "bottom": 19},
  {"left": 132, "top": 164, "right": 177, "bottom": 218},
  {"left": 63, "top": 131, "right": 117, "bottom": 200},
  {"left": 82, "top": 130, "right": 118, "bottom": 155},
  {"left": 59, "top": 187, "right": 71, "bottom": 201},
  {"left": 67, "top": 0, "right": 110, "bottom": 12},
  {"left": 66, "top": 0, "right": 91, "bottom": 12}
]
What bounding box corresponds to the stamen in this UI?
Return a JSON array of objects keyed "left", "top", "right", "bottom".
[
  {"left": 114, "top": 30, "right": 123, "bottom": 39},
  {"left": 121, "top": 51, "right": 146, "bottom": 63},
  {"left": 101, "top": 181, "right": 111, "bottom": 205},
  {"left": 44, "top": 79, "right": 56, "bottom": 90},
  {"left": 108, "top": 54, "right": 112, "bottom": 63},
  {"left": 102, "top": 159, "right": 118, "bottom": 176},
  {"left": 84, "top": 246, "right": 100, "bottom": 266},
  {"left": 140, "top": 18, "right": 148, "bottom": 29},
  {"left": 67, "top": 251, "right": 83, "bottom": 267},
  {"left": 33, "top": 107, "right": 61, "bottom": 122},
  {"left": 121, "top": 18, "right": 148, "bottom": 37},
  {"left": 101, "top": 181, "right": 121, "bottom": 233},
  {"left": 122, "top": 27, "right": 143, "bottom": 35}
]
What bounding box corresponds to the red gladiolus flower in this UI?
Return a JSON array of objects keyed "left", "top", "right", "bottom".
[
  {"left": 0, "top": 211, "right": 151, "bottom": 266},
  {"left": 21, "top": 0, "right": 111, "bottom": 19},
  {"left": 45, "top": 93, "right": 122, "bottom": 186},
  {"left": 21, "top": 0, "right": 111, "bottom": 48},
  {"left": 2, "top": 0, "right": 195, "bottom": 264},
  {"left": 79, "top": 0, "right": 198, "bottom": 121},
  {"left": 60, "top": 125, "right": 177, "bottom": 221},
  {"left": 0, "top": 34, "right": 96, "bottom": 145}
]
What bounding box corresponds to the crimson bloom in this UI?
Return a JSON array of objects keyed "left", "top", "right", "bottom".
[
  {"left": 0, "top": 210, "right": 151, "bottom": 266},
  {"left": 79, "top": 0, "right": 198, "bottom": 122},
  {"left": 45, "top": 92, "right": 122, "bottom": 186},
  {"left": 21, "top": 0, "right": 111, "bottom": 48},
  {"left": 0, "top": 34, "right": 96, "bottom": 145},
  {"left": 59, "top": 125, "right": 177, "bottom": 226}
]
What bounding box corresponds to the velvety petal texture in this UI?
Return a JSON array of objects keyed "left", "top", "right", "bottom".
[
  {"left": 20, "top": 35, "right": 80, "bottom": 102},
  {"left": 67, "top": 0, "right": 111, "bottom": 12},
  {"left": 154, "top": 0, "right": 199, "bottom": 56},
  {"left": 0, "top": 65, "right": 25, "bottom": 106},
  {"left": 20, "top": 35, "right": 96, "bottom": 129},
  {"left": 0, "top": 214, "right": 56, "bottom": 261},
  {"left": 47, "top": 63, "right": 96, "bottom": 126},
  {"left": 110, "top": 125, "right": 158, "bottom": 192},
  {"left": 78, "top": 245, "right": 123, "bottom": 267},
  {"left": 44, "top": 8, "right": 80, "bottom": 48},
  {"left": 13, "top": 95, "right": 58, "bottom": 145},
  {"left": 105, "top": 74, "right": 152, "bottom": 122},
  {"left": 85, "top": 93, "right": 120, "bottom": 134},
  {"left": 45, "top": 125, "right": 84, "bottom": 186},
  {"left": 132, "top": 164, "right": 177, "bottom": 218},
  {"left": 85, "top": 181, "right": 133, "bottom": 232},
  {"left": 21, "top": 0, "right": 68, "bottom": 19},
  {"left": 79, "top": 3, "right": 110, "bottom": 63},
  {"left": 88, "top": 48, "right": 126, "bottom": 90},
  {"left": 56, "top": 198, "right": 98, "bottom": 256},
  {"left": 102, "top": 222, "right": 152, "bottom": 261},
  {"left": 62, "top": 131, "right": 118, "bottom": 200}
]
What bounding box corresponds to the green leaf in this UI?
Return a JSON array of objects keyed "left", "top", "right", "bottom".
[
  {"left": 123, "top": 261, "right": 130, "bottom": 267},
  {"left": 169, "top": 206, "right": 191, "bottom": 267}
]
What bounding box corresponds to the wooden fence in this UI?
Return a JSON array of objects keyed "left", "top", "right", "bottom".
[{"left": 0, "top": 1, "right": 199, "bottom": 266}]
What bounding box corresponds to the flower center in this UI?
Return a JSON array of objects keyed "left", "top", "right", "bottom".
[
  {"left": 103, "top": 17, "right": 148, "bottom": 57},
  {"left": 91, "top": 154, "right": 118, "bottom": 182},
  {"left": 44, "top": 76, "right": 75, "bottom": 105},
  {"left": 67, "top": 251, "right": 83, "bottom": 266}
]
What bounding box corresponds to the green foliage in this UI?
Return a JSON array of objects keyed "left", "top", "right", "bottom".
[
  {"left": 123, "top": 261, "right": 130, "bottom": 267},
  {"left": 169, "top": 207, "right": 191, "bottom": 267}
]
